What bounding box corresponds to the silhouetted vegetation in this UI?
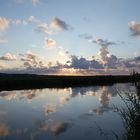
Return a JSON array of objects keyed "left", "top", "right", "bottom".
[
  {"left": 116, "top": 82, "right": 140, "bottom": 140},
  {"left": 0, "top": 73, "right": 140, "bottom": 91}
]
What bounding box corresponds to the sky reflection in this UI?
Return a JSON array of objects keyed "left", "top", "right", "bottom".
[{"left": 0, "top": 83, "right": 136, "bottom": 140}]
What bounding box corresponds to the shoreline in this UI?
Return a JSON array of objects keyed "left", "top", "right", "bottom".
[{"left": 0, "top": 73, "right": 140, "bottom": 91}]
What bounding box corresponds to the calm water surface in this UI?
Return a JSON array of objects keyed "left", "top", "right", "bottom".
[{"left": 0, "top": 83, "right": 137, "bottom": 140}]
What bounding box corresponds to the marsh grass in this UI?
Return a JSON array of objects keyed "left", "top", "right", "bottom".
[{"left": 116, "top": 83, "right": 140, "bottom": 140}]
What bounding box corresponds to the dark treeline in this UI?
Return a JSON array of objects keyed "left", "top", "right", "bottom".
[{"left": 0, "top": 73, "right": 140, "bottom": 91}]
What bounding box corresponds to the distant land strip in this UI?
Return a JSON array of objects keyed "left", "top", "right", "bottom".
[{"left": 0, "top": 73, "right": 140, "bottom": 91}]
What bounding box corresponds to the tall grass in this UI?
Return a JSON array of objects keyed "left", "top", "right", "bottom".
[{"left": 116, "top": 82, "right": 140, "bottom": 140}]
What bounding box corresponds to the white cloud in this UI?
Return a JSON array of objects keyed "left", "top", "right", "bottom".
[
  {"left": 0, "top": 53, "right": 17, "bottom": 61},
  {"left": 36, "top": 22, "right": 52, "bottom": 34},
  {"left": 0, "top": 17, "right": 10, "bottom": 31},
  {"left": 11, "top": 19, "right": 27, "bottom": 25},
  {"left": 28, "top": 16, "right": 38, "bottom": 23},
  {"left": 98, "top": 46, "right": 118, "bottom": 68},
  {"left": 44, "top": 38, "right": 56, "bottom": 48},
  {"left": 98, "top": 46, "right": 109, "bottom": 65},
  {"left": 128, "top": 21, "right": 140, "bottom": 36}
]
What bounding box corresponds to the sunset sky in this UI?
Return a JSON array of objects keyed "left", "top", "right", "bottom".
[{"left": 0, "top": 0, "right": 140, "bottom": 75}]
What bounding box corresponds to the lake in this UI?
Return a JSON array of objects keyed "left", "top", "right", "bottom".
[{"left": 0, "top": 83, "right": 138, "bottom": 140}]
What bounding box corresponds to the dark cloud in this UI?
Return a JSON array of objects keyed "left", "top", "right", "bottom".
[
  {"left": 68, "top": 55, "right": 103, "bottom": 69},
  {"left": 79, "top": 35, "right": 116, "bottom": 47},
  {"left": 128, "top": 21, "right": 140, "bottom": 37},
  {"left": 92, "top": 38, "right": 116, "bottom": 47},
  {"left": 122, "top": 56, "right": 140, "bottom": 68},
  {"left": 0, "top": 49, "right": 140, "bottom": 75},
  {"left": 134, "top": 56, "right": 140, "bottom": 62},
  {"left": 78, "top": 33, "right": 93, "bottom": 40},
  {"left": 51, "top": 17, "right": 73, "bottom": 30},
  {"left": 90, "top": 60, "right": 104, "bottom": 69},
  {"left": 19, "top": 52, "right": 45, "bottom": 68},
  {"left": 70, "top": 55, "right": 90, "bottom": 69}
]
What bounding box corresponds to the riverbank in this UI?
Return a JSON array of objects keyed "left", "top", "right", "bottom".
[{"left": 0, "top": 73, "right": 140, "bottom": 90}]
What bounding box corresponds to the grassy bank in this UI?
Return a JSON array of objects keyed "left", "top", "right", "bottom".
[{"left": 0, "top": 73, "right": 140, "bottom": 90}]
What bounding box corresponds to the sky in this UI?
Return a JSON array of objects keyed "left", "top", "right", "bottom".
[{"left": 0, "top": 0, "right": 140, "bottom": 75}]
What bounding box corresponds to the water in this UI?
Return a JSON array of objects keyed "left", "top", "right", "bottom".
[{"left": 0, "top": 83, "right": 137, "bottom": 140}]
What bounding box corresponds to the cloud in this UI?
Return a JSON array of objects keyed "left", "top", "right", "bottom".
[
  {"left": 57, "top": 46, "right": 70, "bottom": 64},
  {"left": 91, "top": 38, "right": 118, "bottom": 68},
  {"left": 106, "top": 54, "right": 118, "bottom": 68},
  {"left": 20, "top": 51, "right": 45, "bottom": 68},
  {"left": 78, "top": 33, "right": 93, "bottom": 40},
  {"left": 51, "top": 17, "right": 73, "bottom": 30},
  {"left": 121, "top": 56, "right": 140, "bottom": 69},
  {"left": 15, "top": 0, "right": 41, "bottom": 5},
  {"left": 31, "top": 0, "right": 41, "bottom": 5},
  {"left": 44, "top": 38, "right": 56, "bottom": 48},
  {"left": 28, "top": 16, "right": 38, "bottom": 23},
  {"left": 68, "top": 55, "right": 103, "bottom": 69},
  {"left": 98, "top": 46, "right": 118, "bottom": 67},
  {"left": 92, "top": 38, "right": 116, "bottom": 47},
  {"left": 79, "top": 34, "right": 116, "bottom": 47},
  {"left": 69, "top": 55, "right": 90, "bottom": 69},
  {"left": 12, "top": 19, "right": 27, "bottom": 25},
  {"left": 0, "top": 53, "right": 17, "bottom": 61},
  {"left": 135, "top": 56, "right": 140, "bottom": 61},
  {"left": 0, "top": 17, "right": 10, "bottom": 31},
  {"left": 98, "top": 46, "right": 109, "bottom": 65},
  {"left": 36, "top": 22, "right": 52, "bottom": 34},
  {"left": 128, "top": 21, "right": 140, "bottom": 36}
]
